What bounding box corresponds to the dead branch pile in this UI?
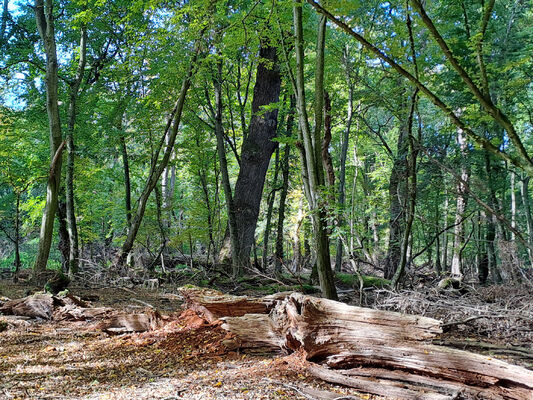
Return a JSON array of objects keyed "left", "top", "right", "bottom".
[{"left": 372, "top": 285, "right": 533, "bottom": 345}]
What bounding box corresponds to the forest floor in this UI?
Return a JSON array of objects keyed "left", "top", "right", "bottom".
[
  {"left": 0, "top": 282, "right": 376, "bottom": 400},
  {"left": 1, "top": 279, "right": 532, "bottom": 400}
]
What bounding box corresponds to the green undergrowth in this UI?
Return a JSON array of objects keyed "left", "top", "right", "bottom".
[{"left": 336, "top": 273, "right": 391, "bottom": 288}]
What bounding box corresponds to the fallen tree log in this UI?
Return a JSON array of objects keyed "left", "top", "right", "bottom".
[
  {"left": 0, "top": 293, "right": 55, "bottom": 319},
  {"left": 179, "top": 286, "right": 533, "bottom": 400}
]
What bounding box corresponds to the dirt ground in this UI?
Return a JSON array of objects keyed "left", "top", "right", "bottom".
[{"left": 0, "top": 282, "right": 373, "bottom": 400}]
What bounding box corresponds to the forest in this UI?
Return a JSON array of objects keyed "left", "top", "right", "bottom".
[{"left": 1, "top": 0, "right": 533, "bottom": 399}]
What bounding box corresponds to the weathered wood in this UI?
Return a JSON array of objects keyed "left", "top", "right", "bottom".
[
  {"left": 98, "top": 309, "right": 164, "bottom": 334},
  {"left": 54, "top": 305, "right": 112, "bottom": 321},
  {"left": 182, "top": 287, "right": 533, "bottom": 400},
  {"left": 179, "top": 286, "right": 289, "bottom": 322},
  {"left": 221, "top": 293, "right": 442, "bottom": 358},
  {"left": 0, "top": 293, "right": 55, "bottom": 319},
  {"left": 308, "top": 364, "right": 453, "bottom": 400}
]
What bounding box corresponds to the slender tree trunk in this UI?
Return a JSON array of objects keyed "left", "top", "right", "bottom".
[
  {"left": 451, "top": 128, "right": 469, "bottom": 279},
  {"left": 391, "top": 88, "right": 419, "bottom": 287},
  {"left": 292, "top": 6, "right": 337, "bottom": 300},
  {"left": 484, "top": 153, "right": 502, "bottom": 283},
  {"left": 275, "top": 96, "right": 295, "bottom": 273},
  {"left": 384, "top": 104, "right": 408, "bottom": 279},
  {"left": 520, "top": 176, "right": 533, "bottom": 266},
  {"left": 213, "top": 59, "right": 239, "bottom": 275},
  {"left": 510, "top": 170, "right": 516, "bottom": 241},
  {"left": 14, "top": 192, "right": 21, "bottom": 276},
  {"left": 118, "top": 46, "right": 199, "bottom": 266},
  {"left": 335, "top": 51, "right": 353, "bottom": 271},
  {"left": 262, "top": 147, "right": 280, "bottom": 271},
  {"left": 57, "top": 198, "right": 70, "bottom": 270},
  {"left": 232, "top": 44, "right": 281, "bottom": 270},
  {"left": 33, "top": 0, "right": 64, "bottom": 278},
  {"left": 441, "top": 186, "right": 449, "bottom": 272},
  {"left": 65, "top": 26, "right": 87, "bottom": 277},
  {"left": 120, "top": 134, "right": 132, "bottom": 233}
]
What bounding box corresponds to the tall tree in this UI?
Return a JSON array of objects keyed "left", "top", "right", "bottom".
[
  {"left": 291, "top": 3, "right": 337, "bottom": 300},
  {"left": 231, "top": 43, "right": 282, "bottom": 273},
  {"left": 33, "top": 0, "right": 64, "bottom": 279}
]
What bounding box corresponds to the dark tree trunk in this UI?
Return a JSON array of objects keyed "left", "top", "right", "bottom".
[
  {"left": 57, "top": 198, "right": 70, "bottom": 271},
  {"left": 232, "top": 44, "right": 281, "bottom": 270},
  {"left": 383, "top": 108, "right": 408, "bottom": 280},
  {"left": 14, "top": 193, "right": 21, "bottom": 276},
  {"left": 275, "top": 96, "right": 295, "bottom": 273},
  {"left": 120, "top": 134, "right": 132, "bottom": 233},
  {"left": 262, "top": 147, "right": 280, "bottom": 271}
]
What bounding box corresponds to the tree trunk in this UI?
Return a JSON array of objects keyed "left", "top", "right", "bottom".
[
  {"left": 335, "top": 49, "right": 353, "bottom": 272},
  {"left": 450, "top": 128, "right": 469, "bottom": 278},
  {"left": 383, "top": 101, "right": 408, "bottom": 280},
  {"left": 33, "top": 0, "right": 63, "bottom": 279},
  {"left": 520, "top": 176, "right": 533, "bottom": 266},
  {"left": 118, "top": 46, "right": 199, "bottom": 266},
  {"left": 119, "top": 134, "right": 132, "bottom": 233},
  {"left": 14, "top": 192, "right": 21, "bottom": 276},
  {"left": 262, "top": 147, "right": 280, "bottom": 271},
  {"left": 0, "top": 0, "right": 8, "bottom": 42},
  {"left": 57, "top": 198, "right": 70, "bottom": 271},
  {"left": 441, "top": 185, "right": 449, "bottom": 271},
  {"left": 510, "top": 170, "right": 516, "bottom": 241},
  {"left": 485, "top": 154, "right": 502, "bottom": 283},
  {"left": 391, "top": 87, "right": 419, "bottom": 287},
  {"left": 213, "top": 59, "right": 239, "bottom": 275},
  {"left": 275, "top": 96, "right": 295, "bottom": 273},
  {"left": 232, "top": 44, "right": 281, "bottom": 270},
  {"left": 292, "top": 6, "right": 337, "bottom": 300},
  {"left": 65, "top": 25, "right": 87, "bottom": 277}
]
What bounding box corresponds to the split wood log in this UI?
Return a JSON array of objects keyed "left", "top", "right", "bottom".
[{"left": 180, "top": 287, "right": 533, "bottom": 400}]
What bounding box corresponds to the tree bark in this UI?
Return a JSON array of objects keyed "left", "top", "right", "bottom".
[
  {"left": 33, "top": 0, "right": 63, "bottom": 279},
  {"left": 292, "top": 4, "right": 337, "bottom": 300},
  {"left": 335, "top": 47, "right": 354, "bottom": 272},
  {"left": 520, "top": 176, "right": 533, "bottom": 266},
  {"left": 213, "top": 59, "right": 239, "bottom": 275},
  {"left": 232, "top": 44, "right": 281, "bottom": 270},
  {"left": 65, "top": 25, "right": 87, "bottom": 277},
  {"left": 262, "top": 147, "right": 280, "bottom": 271},
  {"left": 450, "top": 128, "right": 469, "bottom": 278},
  {"left": 275, "top": 96, "right": 295, "bottom": 273},
  {"left": 383, "top": 100, "right": 408, "bottom": 279},
  {"left": 119, "top": 134, "right": 132, "bottom": 233}
]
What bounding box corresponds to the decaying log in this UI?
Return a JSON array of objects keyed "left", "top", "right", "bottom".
[
  {"left": 180, "top": 287, "right": 533, "bottom": 400},
  {"left": 98, "top": 309, "right": 164, "bottom": 334},
  {"left": 54, "top": 305, "right": 113, "bottom": 321},
  {"left": 179, "top": 286, "right": 290, "bottom": 322},
  {"left": 220, "top": 293, "right": 442, "bottom": 358},
  {"left": 0, "top": 293, "right": 55, "bottom": 319}
]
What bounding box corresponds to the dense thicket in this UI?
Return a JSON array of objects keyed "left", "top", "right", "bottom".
[{"left": 1, "top": 0, "right": 532, "bottom": 297}]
